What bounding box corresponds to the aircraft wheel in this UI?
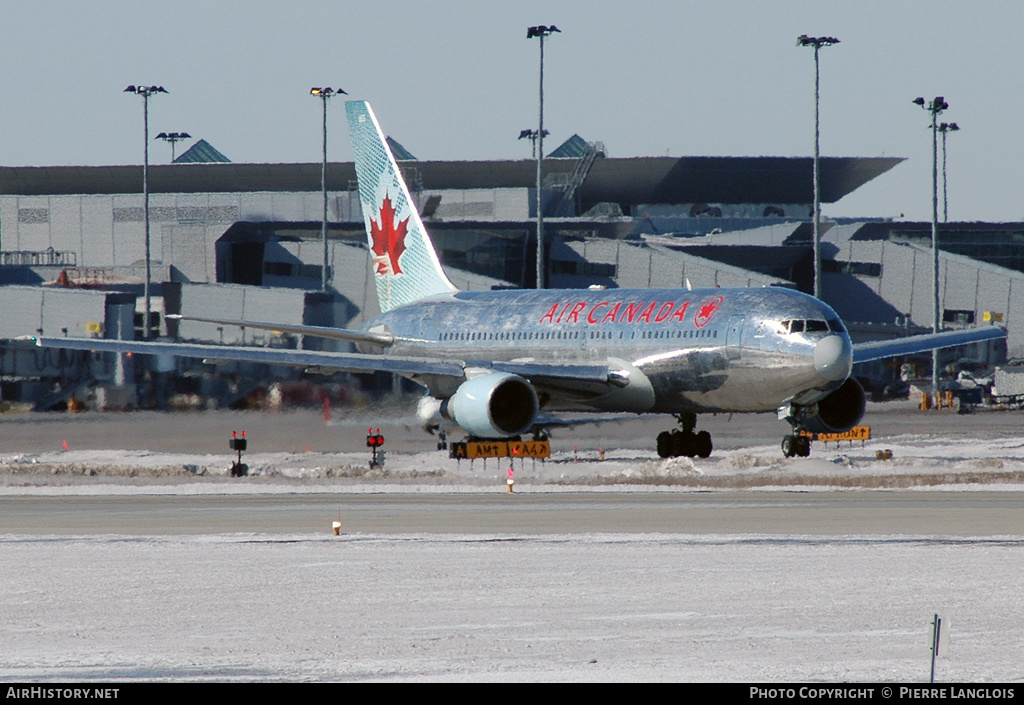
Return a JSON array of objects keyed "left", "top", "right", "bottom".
[
  {"left": 695, "top": 430, "right": 713, "bottom": 458},
  {"left": 781, "top": 435, "right": 796, "bottom": 458},
  {"left": 670, "top": 429, "right": 687, "bottom": 457},
  {"left": 656, "top": 431, "right": 672, "bottom": 458},
  {"left": 797, "top": 435, "right": 811, "bottom": 457}
]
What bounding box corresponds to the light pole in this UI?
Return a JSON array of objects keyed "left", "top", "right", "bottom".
[
  {"left": 527, "top": 24, "right": 559, "bottom": 289},
  {"left": 311, "top": 87, "right": 346, "bottom": 292},
  {"left": 938, "top": 122, "right": 960, "bottom": 222},
  {"left": 797, "top": 35, "right": 839, "bottom": 300},
  {"left": 914, "top": 95, "right": 950, "bottom": 406},
  {"left": 155, "top": 132, "right": 191, "bottom": 163},
  {"left": 518, "top": 128, "right": 548, "bottom": 159},
  {"left": 124, "top": 84, "right": 167, "bottom": 339}
]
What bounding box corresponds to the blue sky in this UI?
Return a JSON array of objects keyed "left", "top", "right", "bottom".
[{"left": 2, "top": 1, "right": 1022, "bottom": 221}]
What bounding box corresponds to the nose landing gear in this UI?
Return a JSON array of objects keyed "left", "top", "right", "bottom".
[
  {"left": 656, "top": 412, "right": 713, "bottom": 459},
  {"left": 779, "top": 402, "right": 815, "bottom": 458}
]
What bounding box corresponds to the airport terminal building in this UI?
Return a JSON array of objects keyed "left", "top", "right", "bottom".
[{"left": 0, "top": 137, "right": 1014, "bottom": 408}]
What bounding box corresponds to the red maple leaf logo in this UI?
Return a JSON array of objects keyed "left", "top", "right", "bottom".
[
  {"left": 369, "top": 192, "right": 409, "bottom": 276},
  {"left": 693, "top": 295, "right": 724, "bottom": 328}
]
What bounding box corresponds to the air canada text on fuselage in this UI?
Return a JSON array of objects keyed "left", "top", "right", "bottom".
[{"left": 537, "top": 295, "right": 725, "bottom": 328}]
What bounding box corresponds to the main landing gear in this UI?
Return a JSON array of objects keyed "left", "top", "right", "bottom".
[
  {"left": 656, "top": 412, "right": 713, "bottom": 459},
  {"left": 780, "top": 433, "right": 811, "bottom": 458}
]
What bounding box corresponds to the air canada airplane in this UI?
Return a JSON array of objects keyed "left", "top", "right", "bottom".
[{"left": 36, "top": 101, "right": 1005, "bottom": 458}]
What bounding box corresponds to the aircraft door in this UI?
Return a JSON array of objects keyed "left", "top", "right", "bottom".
[{"left": 726, "top": 315, "right": 744, "bottom": 360}]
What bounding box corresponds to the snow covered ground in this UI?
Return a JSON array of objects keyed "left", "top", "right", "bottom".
[
  {"left": 2, "top": 532, "right": 1022, "bottom": 682},
  {"left": 2, "top": 408, "right": 1023, "bottom": 682},
  {"left": 2, "top": 430, "right": 1024, "bottom": 494}
]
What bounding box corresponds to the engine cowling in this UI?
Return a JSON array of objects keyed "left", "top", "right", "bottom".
[
  {"left": 440, "top": 372, "right": 539, "bottom": 438},
  {"left": 801, "top": 377, "right": 866, "bottom": 434}
]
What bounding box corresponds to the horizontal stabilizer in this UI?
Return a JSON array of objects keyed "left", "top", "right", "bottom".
[{"left": 852, "top": 326, "right": 1005, "bottom": 364}]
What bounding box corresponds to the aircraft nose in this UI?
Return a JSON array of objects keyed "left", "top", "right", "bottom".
[{"left": 814, "top": 334, "right": 853, "bottom": 382}]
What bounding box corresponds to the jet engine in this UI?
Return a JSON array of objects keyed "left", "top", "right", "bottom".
[
  {"left": 800, "top": 377, "right": 866, "bottom": 434},
  {"left": 440, "top": 372, "right": 539, "bottom": 438}
]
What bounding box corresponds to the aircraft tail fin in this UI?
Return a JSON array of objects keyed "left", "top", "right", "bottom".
[{"left": 346, "top": 100, "right": 456, "bottom": 312}]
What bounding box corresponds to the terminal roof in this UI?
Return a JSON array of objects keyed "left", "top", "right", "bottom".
[{"left": 0, "top": 156, "right": 902, "bottom": 209}]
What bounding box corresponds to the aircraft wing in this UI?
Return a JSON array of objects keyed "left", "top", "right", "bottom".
[
  {"left": 32, "top": 337, "right": 621, "bottom": 387},
  {"left": 852, "top": 326, "right": 1005, "bottom": 364},
  {"left": 487, "top": 360, "right": 628, "bottom": 387},
  {"left": 167, "top": 314, "right": 395, "bottom": 347},
  {"left": 34, "top": 336, "right": 462, "bottom": 377}
]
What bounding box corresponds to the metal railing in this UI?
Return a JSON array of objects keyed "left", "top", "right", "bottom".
[{"left": 0, "top": 249, "right": 77, "bottom": 267}]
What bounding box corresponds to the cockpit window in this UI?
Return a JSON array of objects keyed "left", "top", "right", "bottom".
[{"left": 781, "top": 318, "right": 843, "bottom": 335}]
